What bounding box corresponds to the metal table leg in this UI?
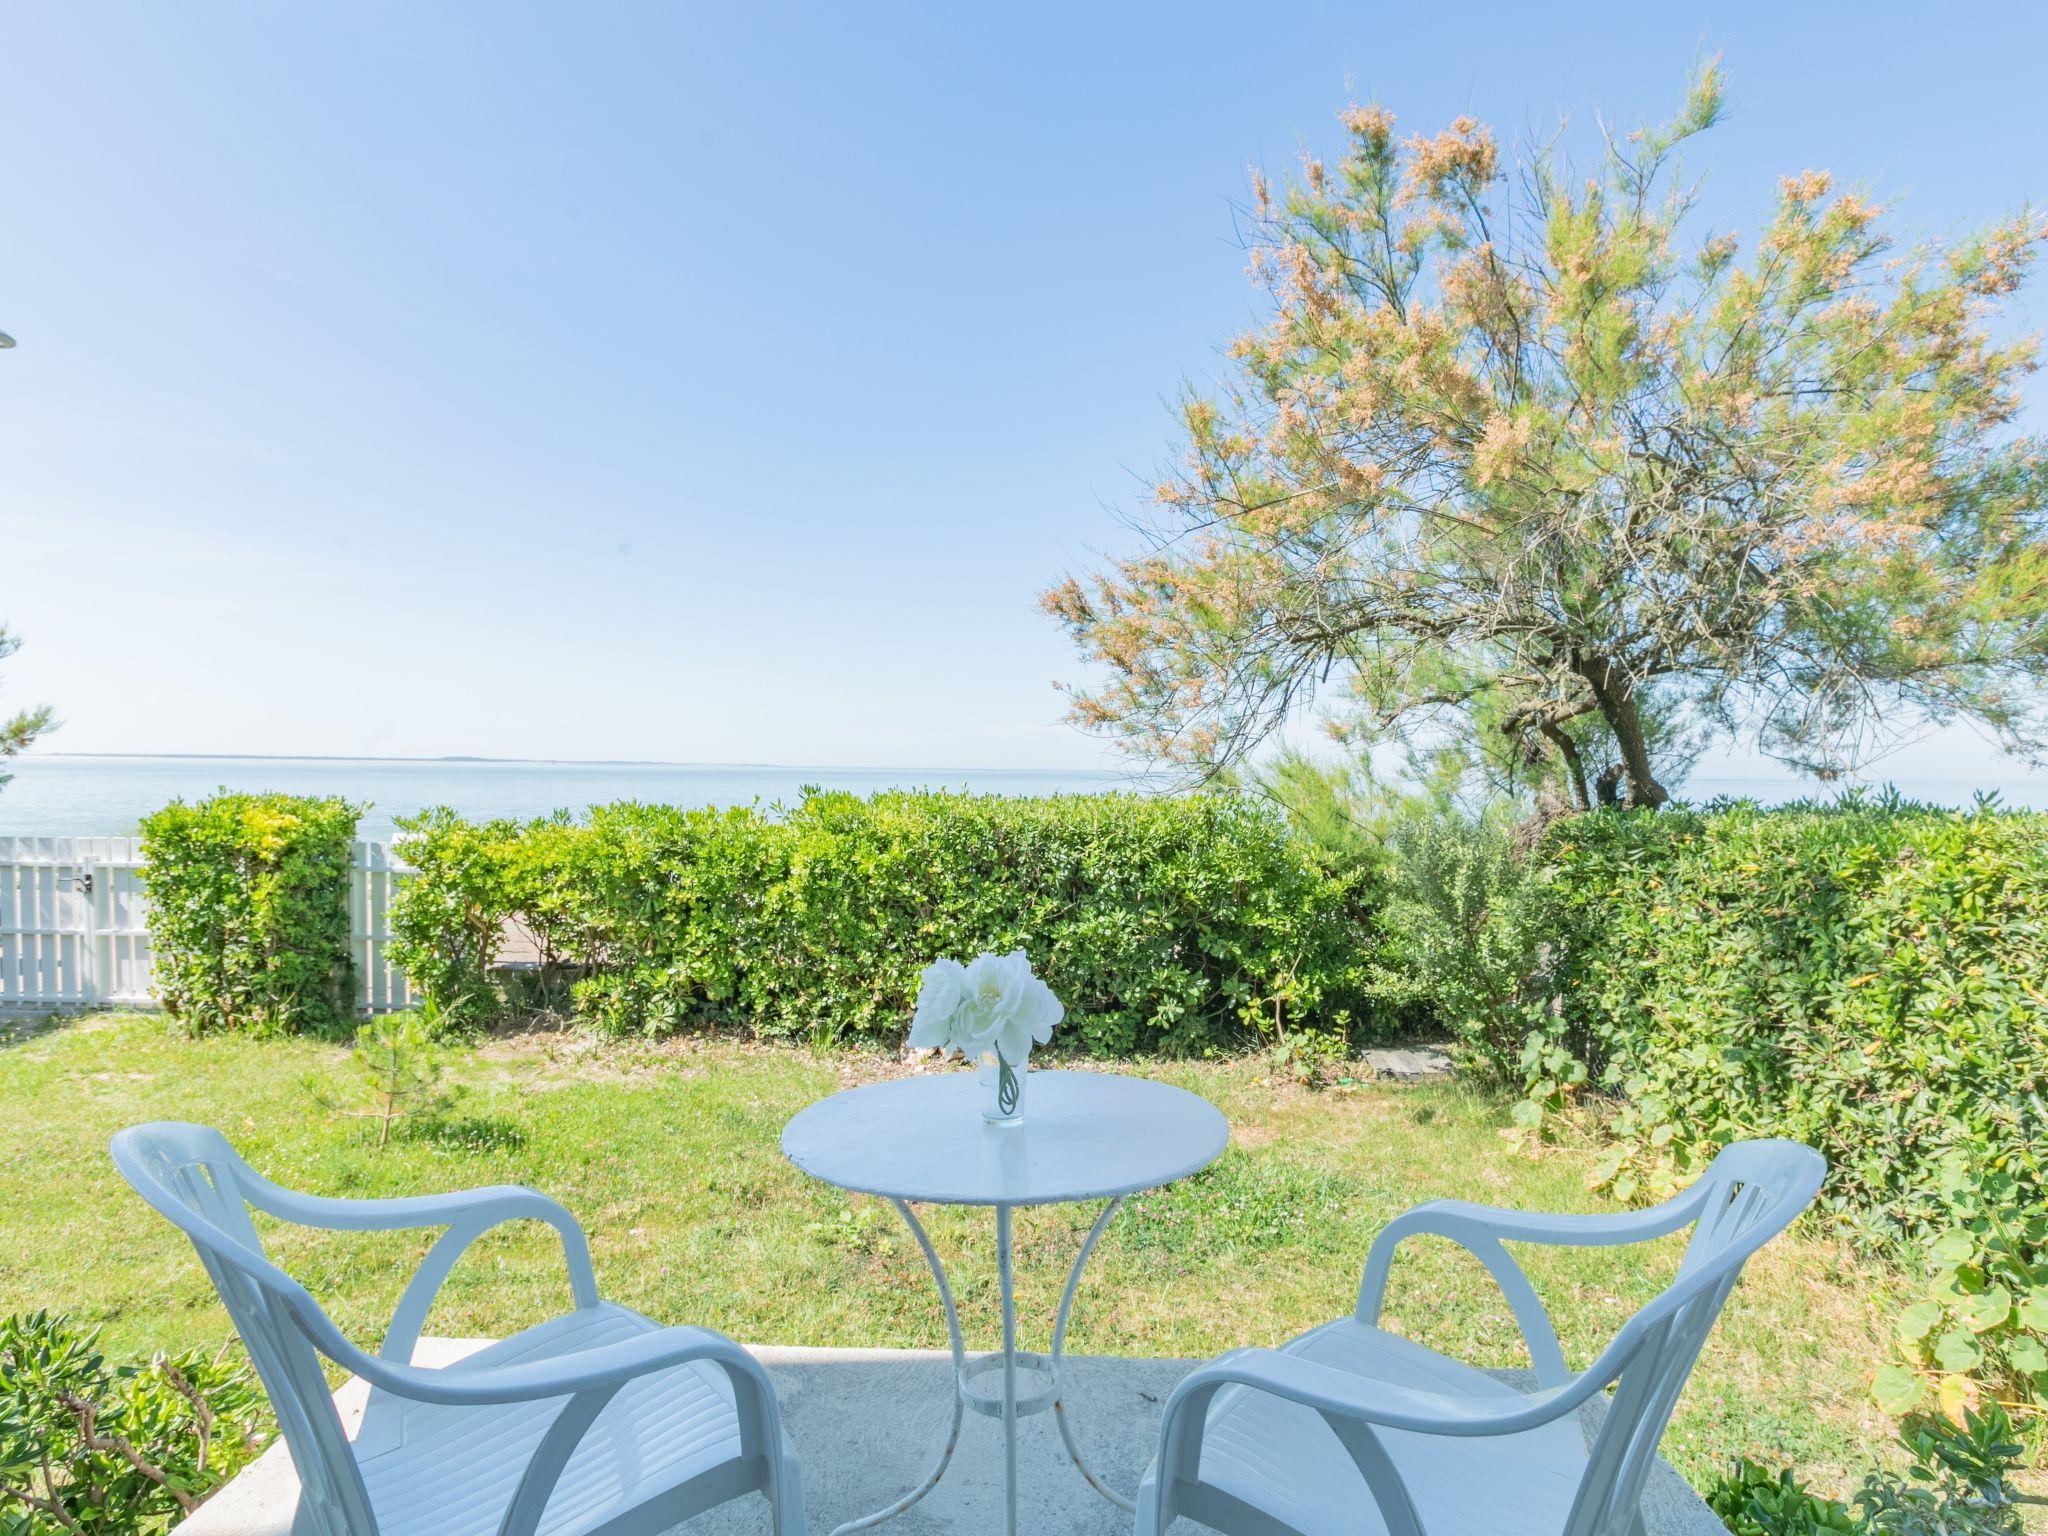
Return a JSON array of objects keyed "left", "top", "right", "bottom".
[
  {"left": 836, "top": 1194, "right": 1136, "bottom": 1534},
  {"left": 1051, "top": 1196, "right": 1133, "bottom": 1512},
  {"left": 996, "top": 1202, "right": 1018, "bottom": 1536},
  {"left": 828, "top": 1198, "right": 967, "bottom": 1536}
]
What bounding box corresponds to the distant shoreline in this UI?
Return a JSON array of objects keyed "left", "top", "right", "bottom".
[{"left": 26, "top": 752, "right": 1114, "bottom": 774}]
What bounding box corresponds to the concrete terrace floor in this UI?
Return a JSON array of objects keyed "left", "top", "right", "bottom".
[{"left": 182, "top": 1341, "right": 1725, "bottom": 1536}]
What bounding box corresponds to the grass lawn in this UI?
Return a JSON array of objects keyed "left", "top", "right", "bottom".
[{"left": 0, "top": 1011, "right": 1902, "bottom": 1497}]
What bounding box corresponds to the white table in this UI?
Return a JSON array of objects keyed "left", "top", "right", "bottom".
[{"left": 780, "top": 1070, "right": 1228, "bottom": 1536}]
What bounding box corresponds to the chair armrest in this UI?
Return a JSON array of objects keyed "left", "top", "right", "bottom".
[
  {"left": 377, "top": 1197, "right": 600, "bottom": 1362},
  {"left": 340, "top": 1322, "right": 769, "bottom": 1407},
  {"left": 239, "top": 1175, "right": 600, "bottom": 1361},
  {"left": 244, "top": 1176, "right": 580, "bottom": 1236},
  {"left": 1171, "top": 1347, "right": 1587, "bottom": 1437},
  {"left": 1355, "top": 1186, "right": 1707, "bottom": 1388},
  {"left": 1387, "top": 1193, "right": 1706, "bottom": 1248}
]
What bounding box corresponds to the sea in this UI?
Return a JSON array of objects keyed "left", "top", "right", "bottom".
[
  {"left": 0, "top": 756, "right": 1154, "bottom": 841},
  {"left": 6, "top": 754, "right": 2043, "bottom": 841}
]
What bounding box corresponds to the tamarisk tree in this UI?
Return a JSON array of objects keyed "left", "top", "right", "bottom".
[{"left": 1043, "top": 67, "right": 2048, "bottom": 808}]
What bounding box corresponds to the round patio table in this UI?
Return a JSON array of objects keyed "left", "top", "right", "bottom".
[{"left": 780, "top": 1070, "right": 1228, "bottom": 1536}]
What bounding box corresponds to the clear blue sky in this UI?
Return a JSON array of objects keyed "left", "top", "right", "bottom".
[{"left": 3, "top": 2, "right": 2045, "bottom": 795}]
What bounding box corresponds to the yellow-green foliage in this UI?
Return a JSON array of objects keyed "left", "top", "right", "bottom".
[
  {"left": 138, "top": 793, "right": 360, "bottom": 1036},
  {"left": 349, "top": 1009, "right": 450, "bottom": 1146}
]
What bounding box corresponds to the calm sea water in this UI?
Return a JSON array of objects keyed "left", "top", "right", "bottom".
[
  {"left": 0, "top": 756, "right": 1153, "bottom": 840},
  {"left": 8, "top": 755, "right": 2042, "bottom": 841}
]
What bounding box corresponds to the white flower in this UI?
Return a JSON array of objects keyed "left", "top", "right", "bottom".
[
  {"left": 905, "top": 950, "right": 1064, "bottom": 1061},
  {"left": 962, "top": 949, "right": 1063, "bottom": 1065},
  {"left": 908, "top": 958, "right": 970, "bottom": 1053}
]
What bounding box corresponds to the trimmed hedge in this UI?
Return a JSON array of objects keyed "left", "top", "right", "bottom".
[
  {"left": 1525, "top": 800, "right": 2048, "bottom": 1413},
  {"left": 387, "top": 789, "right": 1385, "bottom": 1054},
  {"left": 1535, "top": 801, "right": 2047, "bottom": 1227},
  {"left": 138, "top": 792, "right": 360, "bottom": 1035}
]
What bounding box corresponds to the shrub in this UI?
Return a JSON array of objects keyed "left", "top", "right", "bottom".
[
  {"left": 743, "top": 789, "right": 1380, "bottom": 1054},
  {"left": 381, "top": 807, "right": 528, "bottom": 1028},
  {"left": 1707, "top": 1458, "right": 1859, "bottom": 1536},
  {"left": 139, "top": 792, "right": 359, "bottom": 1035},
  {"left": 388, "top": 790, "right": 1384, "bottom": 1054},
  {"left": 0, "top": 1310, "right": 267, "bottom": 1534},
  {"left": 1530, "top": 798, "right": 2048, "bottom": 1413},
  {"left": 557, "top": 801, "right": 775, "bottom": 1030},
  {"left": 1871, "top": 1160, "right": 2047, "bottom": 1421},
  {"left": 1351, "top": 790, "right": 2048, "bottom": 1415},
  {"left": 1702, "top": 1406, "right": 2039, "bottom": 1536},
  {"left": 1375, "top": 804, "right": 1559, "bottom": 1079}
]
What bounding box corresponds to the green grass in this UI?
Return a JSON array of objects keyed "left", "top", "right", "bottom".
[{"left": 0, "top": 1012, "right": 1900, "bottom": 1495}]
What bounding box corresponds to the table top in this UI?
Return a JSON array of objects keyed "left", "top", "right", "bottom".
[{"left": 779, "top": 1070, "right": 1229, "bottom": 1206}]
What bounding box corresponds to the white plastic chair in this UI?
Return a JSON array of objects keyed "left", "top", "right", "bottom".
[
  {"left": 1137, "top": 1138, "right": 1825, "bottom": 1536},
  {"left": 111, "top": 1122, "right": 804, "bottom": 1536}
]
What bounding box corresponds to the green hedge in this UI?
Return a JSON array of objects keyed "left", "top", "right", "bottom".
[
  {"left": 387, "top": 789, "right": 1384, "bottom": 1053},
  {"left": 1527, "top": 800, "right": 2048, "bottom": 1413},
  {"left": 138, "top": 792, "right": 360, "bottom": 1035}
]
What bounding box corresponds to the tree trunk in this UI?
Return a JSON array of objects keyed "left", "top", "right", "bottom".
[
  {"left": 1576, "top": 657, "right": 1670, "bottom": 809},
  {"left": 1538, "top": 719, "right": 1592, "bottom": 812}
]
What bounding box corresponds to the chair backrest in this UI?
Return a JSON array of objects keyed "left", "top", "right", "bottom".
[
  {"left": 110, "top": 1123, "right": 378, "bottom": 1536},
  {"left": 1567, "top": 1138, "right": 1825, "bottom": 1536}
]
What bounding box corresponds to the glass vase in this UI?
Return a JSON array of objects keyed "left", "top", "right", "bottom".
[{"left": 977, "top": 1047, "right": 1028, "bottom": 1123}]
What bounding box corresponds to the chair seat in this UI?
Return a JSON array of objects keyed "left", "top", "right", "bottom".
[
  {"left": 353, "top": 1303, "right": 753, "bottom": 1536},
  {"left": 1187, "top": 1317, "right": 1589, "bottom": 1536}
]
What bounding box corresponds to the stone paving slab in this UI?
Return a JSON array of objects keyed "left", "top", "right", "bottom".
[{"left": 1360, "top": 1044, "right": 1456, "bottom": 1080}]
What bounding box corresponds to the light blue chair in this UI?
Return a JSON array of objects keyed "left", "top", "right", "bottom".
[
  {"left": 112, "top": 1122, "right": 804, "bottom": 1536},
  {"left": 1138, "top": 1138, "right": 1825, "bottom": 1536}
]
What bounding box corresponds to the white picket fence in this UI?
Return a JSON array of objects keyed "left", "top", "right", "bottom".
[{"left": 0, "top": 837, "right": 416, "bottom": 1014}]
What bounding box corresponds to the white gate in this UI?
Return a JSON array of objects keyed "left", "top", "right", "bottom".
[
  {"left": 351, "top": 840, "right": 417, "bottom": 1014},
  {"left": 0, "top": 837, "right": 413, "bottom": 1015}
]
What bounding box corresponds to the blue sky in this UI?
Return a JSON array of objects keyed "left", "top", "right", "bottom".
[{"left": 3, "top": 2, "right": 2045, "bottom": 797}]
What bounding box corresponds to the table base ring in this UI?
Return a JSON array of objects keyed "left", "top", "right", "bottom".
[{"left": 959, "top": 1350, "right": 1058, "bottom": 1418}]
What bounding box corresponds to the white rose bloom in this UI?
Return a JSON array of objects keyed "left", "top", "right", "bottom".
[
  {"left": 907, "top": 950, "right": 1063, "bottom": 1062},
  {"left": 976, "top": 949, "right": 1064, "bottom": 1065},
  {"left": 908, "top": 958, "right": 970, "bottom": 1053},
  {"left": 953, "top": 952, "right": 1006, "bottom": 1058}
]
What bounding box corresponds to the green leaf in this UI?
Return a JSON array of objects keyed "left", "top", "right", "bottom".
[
  {"left": 1958, "top": 1287, "right": 2011, "bottom": 1334},
  {"left": 1895, "top": 1300, "right": 1944, "bottom": 1343},
  {"left": 2018, "top": 1287, "right": 2048, "bottom": 1332},
  {"left": 1928, "top": 1230, "right": 1978, "bottom": 1267},
  {"left": 1927, "top": 1267, "right": 1968, "bottom": 1301},
  {"left": 1933, "top": 1328, "right": 1982, "bottom": 1373},
  {"left": 1871, "top": 1363, "right": 1924, "bottom": 1415},
  {"left": 2005, "top": 1334, "right": 2048, "bottom": 1377}
]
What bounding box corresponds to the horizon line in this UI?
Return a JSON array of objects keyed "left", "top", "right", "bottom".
[{"left": 25, "top": 750, "right": 1129, "bottom": 775}]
